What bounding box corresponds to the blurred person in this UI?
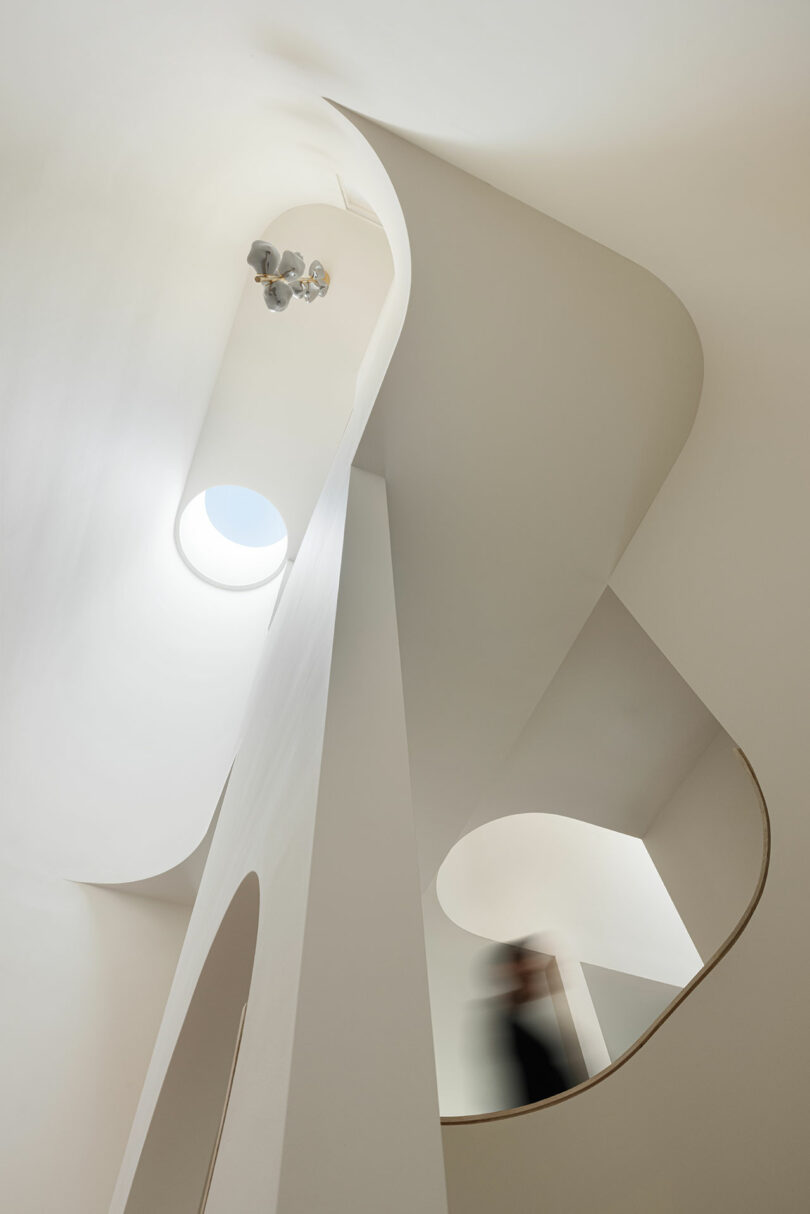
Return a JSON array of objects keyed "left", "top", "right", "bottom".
[{"left": 487, "top": 938, "right": 572, "bottom": 1106}]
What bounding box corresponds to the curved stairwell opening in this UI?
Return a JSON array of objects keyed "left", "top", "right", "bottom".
[{"left": 420, "top": 593, "right": 770, "bottom": 1122}]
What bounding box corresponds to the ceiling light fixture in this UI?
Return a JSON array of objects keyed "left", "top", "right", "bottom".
[{"left": 247, "top": 240, "right": 330, "bottom": 313}]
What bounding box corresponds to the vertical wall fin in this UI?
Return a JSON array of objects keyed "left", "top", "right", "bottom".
[{"left": 276, "top": 468, "right": 448, "bottom": 1214}]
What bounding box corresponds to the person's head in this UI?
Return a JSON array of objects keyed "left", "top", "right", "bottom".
[{"left": 488, "top": 938, "right": 543, "bottom": 997}]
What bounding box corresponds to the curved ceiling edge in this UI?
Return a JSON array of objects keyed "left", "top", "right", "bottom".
[
  {"left": 61, "top": 110, "right": 412, "bottom": 888},
  {"left": 440, "top": 748, "right": 770, "bottom": 1126},
  {"left": 323, "top": 99, "right": 412, "bottom": 468},
  {"left": 85, "top": 768, "right": 233, "bottom": 900},
  {"left": 338, "top": 109, "right": 706, "bottom": 896},
  {"left": 337, "top": 103, "right": 705, "bottom": 476}
]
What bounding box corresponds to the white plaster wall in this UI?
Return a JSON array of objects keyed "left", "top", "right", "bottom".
[
  {"left": 0, "top": 79, "right": 395, "bottom": 886},
  {"left": 0, "top": 861, "right": 188, "bottom": 1214},
  {"left": 436, "top": 186, "right": 801, "bottom": 1214},
  {"left": 0, "top": 98, "right": 298, "bottom": 883},
  {"left": 3, "top": 11, "right": 805, "bottom": 1213},
  {"left": 350, "top": 116, "right": 704, "bottom": 889},
  {"left": 111, "top": 109, "right": 708, "bottom": 1212},
  {"left": 275, "top": 469, "right": 447, "bottom": 1213},
  {"left": 110, "top": 114, "right": 414, "bottom": 1214},
  {"left": 644, "top": 733, "right": 764, "bottom": 961},
  {"left": 112, "top": 469, "right": 447, "bottom": 1214},
  {"left": 181, "top": 205, "right": 393, "bottom": 556},
  {"left": 340, "top": 111, "right": 788, "bottom": 1214},
  {"left": 0, "top": 101, "right": 410, "bottom": 1212},
  {"left": 467, "top": 589, "right": 720, "bottom": 839},
  {"left": 110, "top": 458, "right": 356, "bottom": 1214},
  {"left": 581, "top": 963, "right": 682, "bottom": 1063}
]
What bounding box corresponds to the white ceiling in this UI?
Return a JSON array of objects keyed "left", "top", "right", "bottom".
[{"left": 3, "top": 0, "right": 807, "bottom": 879}]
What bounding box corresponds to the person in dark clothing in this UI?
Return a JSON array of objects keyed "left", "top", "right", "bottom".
[{"left": 489, "top": 939, "right": 571, "bottom": 1106}]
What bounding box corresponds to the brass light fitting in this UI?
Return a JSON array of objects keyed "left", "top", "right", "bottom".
[{"left": 246, "top": 240, "right": 330, "bottom": 313}]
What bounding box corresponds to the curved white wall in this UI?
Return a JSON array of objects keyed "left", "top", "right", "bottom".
[
  {"left": 4, "top": 5, "right": 809, "bottom": 1211},
  {"left": 109, "top": 109, "right": 418, "bottom": 1214},
  {"left": 435, "top": 99, "right": 810, "bottom": 1214},
  {"left": 644, "top": 732, "right": 765, "bottom": 961},
  {"left": 0, "top": 865, "right": 189, "bottom": 1214},
  {"left": 112, "top": 112, "right": 704, "bottom": 1214},
  {"left": 179, "top": 204, "right": 393, "bottom": 558},
  {"left": 350, "top": 115, "right": 704, "bottom": 890},
  {"left": 0, "top": 144, "right": 395, "bottom": 883},
  {"left": 438, "top": 814, "right": 701, "bottom": 987}
]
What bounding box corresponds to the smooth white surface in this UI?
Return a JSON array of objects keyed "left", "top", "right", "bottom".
[
  {"left": 581, "top": 963, "right": 682, "bottom": 1064},
  {"left": 352, "top": 119, "right": 703, "bottom": 890},
  {"left": 1, "top": 549, "right": 283, "bottom": 882},
  {"left": 0, "top": 46, "right": 398, "bottom": 882},
  {"left": 0, "top": 133, "right": 390, "bottom": 881},
  {"left": 177, "top": 490, "right": 288, "bottom": 589},
  {"left": 5, "top": 0, "right": 809, "bottom": 1200},
  {"left": 437, "top": 814, "right": 702, "bottom": 987},
  {"left": 1, "top": 0, "right": 722, "bottom": 886},
  {"left": 110, "top": 460, "right": 359, "bottom": 1214},
  {"left": 644, "top": 732, "right": 764, "bottom": 961},
  {"left": 0, "top": 862, "right": 189, "bottom": 1214},
  {"left": 463, "top": 590, "right": 720, "bottom": 841},
  {"left": 110, "top": 149, "right": 412, "bottom": 1212},
  {"left": 0, "top": 150, "right": 288, "bottom": 881},
  {"left": 274, "top": 470, "right": 447, "bottom": 1214},
  {"left": 181, "top": 205, "right": 394, "bottom": 559},
  {"left": 2, "top": 0, "right": 806, "bottom": 872}
]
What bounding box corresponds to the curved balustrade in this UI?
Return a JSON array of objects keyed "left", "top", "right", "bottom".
[{"left": 440, "top": 749, "right": 770, "bottom": 1125}]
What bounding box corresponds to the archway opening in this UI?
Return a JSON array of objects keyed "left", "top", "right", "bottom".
[{"left": 124, "top": 872, "right": 260, "bottom": 1214}]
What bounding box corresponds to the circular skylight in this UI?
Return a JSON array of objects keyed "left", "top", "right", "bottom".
[{"left": 177, "top": 485, "right": 288, "bottom": 589}]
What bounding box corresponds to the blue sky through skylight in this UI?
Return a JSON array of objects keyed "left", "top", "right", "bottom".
[{"left": 204, "top": 485, "right": 287, "bottom": 548}]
